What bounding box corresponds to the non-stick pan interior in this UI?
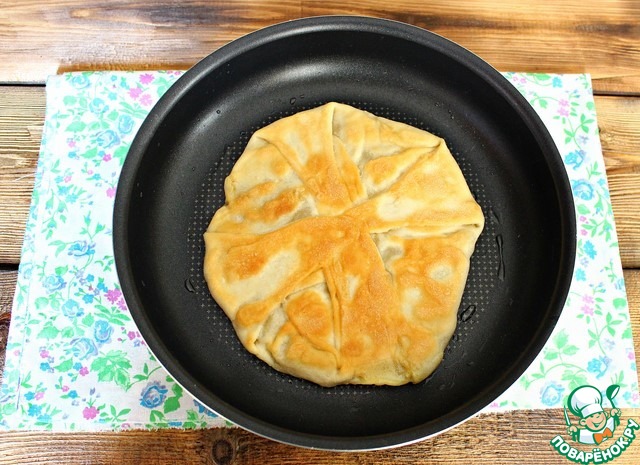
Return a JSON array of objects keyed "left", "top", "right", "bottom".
[{"left": 114, "top": 17, "right": 575, "bottom": 450}]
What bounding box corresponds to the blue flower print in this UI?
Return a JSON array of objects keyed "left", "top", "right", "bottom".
[
  {"left": 68, "top": 390, "right": 78, "bottom": 399},
  {"left": 540, "top": 381, "right": 565, "bottom": 406},
  {"left": 83, "top": 294, "right": 94, "bottom": 304},
  {"left": 583, "top": 240, "right": 597, "bottom": 259},
  {"left": 89, "top": 97, "right": 109, "bottom": 115},
  {"left": 552, "top": 76, "right": 563, "bottom": 88},
  {"left": 24, "top": 391, "right": 35, "bottom": 401},
  {"left": 572, "top": 180, "right": 594, "bottom": 201},
  {"left": 27, "top": 404, "right": 43, "bottom": 417},
  {"left": 118, "top": 114, "right": 135, "bottom": 134},
  {"left": 43, "top": 274, "right": 66, "bottom": 292},
  {"left": 67, "top": 240, "right": 95, "bottom": 257},
  {"left": 193, "top": 399, "right": 218, "bottom": 418},
  {"left": 70, "top": 74, "right": 90, "bottom": 89},
  {"left": 140, "top": 382, "right": 168, "bottom": 409},
  {"left": 96, "top": 129, "right": 120, "bottom": 149},
  {"left": 119, "top": 76, "right": 130, "bottom": 90},
  {"left": 93, "top": 320, "right": 113, "bottom": 344},
  {"left": 565, "top": 150, "right": 586, "bottom": 169},
  {"left": 40, "top": 362, "right": 52, "bottom": 372},
  {"left": 587, "top": 356, "right": 610, "bottom": 379},
  {"left": 86, "top": 274, "right": 95, "bottom": 283},
  {"left": 69, "top": 337, "right": 98, "bottom": 360},
  {"left": 96, "top": 280, "right": 108, "bottom": 293},
  {"left": 62, "top": 299, "right": 84, "bottom": 318},
  {"left": 20, "top": 262, "right": 33, "bottom": 280}
]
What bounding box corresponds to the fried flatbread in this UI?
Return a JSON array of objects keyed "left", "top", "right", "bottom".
[{"left": 204, "top": 102, "right": 484, "bottom": 387}]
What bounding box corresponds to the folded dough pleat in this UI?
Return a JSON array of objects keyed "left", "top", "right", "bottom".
[
  {"left": 256, "top": 103, "right": 360, "bottom": 215},
  {"left": 347, "top": 142, "right": 484, "bottom": 234},
  {"left": 204, "top": 216, "right": 355, "bottom": 352}
]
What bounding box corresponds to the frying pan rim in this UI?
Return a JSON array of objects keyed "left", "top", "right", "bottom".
[{"left": 113, "top": 15, "right": 576, "bottom": 450}]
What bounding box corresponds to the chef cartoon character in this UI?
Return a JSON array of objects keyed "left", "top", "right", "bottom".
[{"left": 565, "top": 384, "right": 621, "bottom": 445}]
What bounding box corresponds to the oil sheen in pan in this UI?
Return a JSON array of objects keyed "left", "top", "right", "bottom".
[{"left": 185, "top": 101, "right": 503, "bottom": 392}]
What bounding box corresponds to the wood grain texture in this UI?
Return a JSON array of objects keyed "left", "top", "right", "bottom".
[
  {"left": 628, "top": 270, "right": 640, "bottom": 378},
  {"left": 0, "top": 86, "right": 44, "bottom": 264},
  {"left": 0, "top": 409, "right": 639, "bottom": 464},
  {"left": 0, "top": 270, "right": 16, "bottom": 381},
  {"left": 597, "top": 96, "right": 640, "bottom": 174},
  {"left": 1, "top": 0, "right": 639, "bottom": 94},
  {"left": 610, "top": 173, "right": 640, "bottom": 268},
  {"left": 0, "top": 270, "right": 16, "bottom": 315}
]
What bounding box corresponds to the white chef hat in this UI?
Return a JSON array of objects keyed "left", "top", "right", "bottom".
[{"left": 568, "top": 385, "right": 604, "bottom": 418}]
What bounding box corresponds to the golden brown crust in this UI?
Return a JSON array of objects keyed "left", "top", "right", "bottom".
[{"left": 203, "top": 102, "right": 484, "bottom": 387}]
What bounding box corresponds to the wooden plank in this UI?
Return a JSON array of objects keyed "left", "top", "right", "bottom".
[
  {"left": 597, "top": 95, "right": 640, "bottom": 269},
  {"left": 0, "top": 0, "right": 300, "bottom": 83},
  {"left": 0, "top": 270, "right": 16, "bottom": 315},
  {"left": 627, "top": 269, "right": 640, "bottom": 370},
  {"left": 610, "top": 173, "right": 640, "bottom": 268},
  {"left": 0, "top": 0, "right": 639, "bottom": 94},
  {"left": 597, "top": 96, "right": 640, "bottom": 174},
  {"left": 0, "top": 409, "right": 639, "bottom": 464},
  {"left": 0, "top": 270, "right": 17, "bottom": 380},
  {"left": 0, "top": 86, "right": 43, "bottom": 264},
  {"left": 302, "top": 1, "right": 640, "bottom": 95}
]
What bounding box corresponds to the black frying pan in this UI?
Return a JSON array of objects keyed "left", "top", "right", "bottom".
[{"left": 114, "top": 16, "right": 576, "bottom": 450}]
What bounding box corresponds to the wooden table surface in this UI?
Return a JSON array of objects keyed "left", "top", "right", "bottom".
[{"left": 1, "top": 1, "right": 639, "bottom": 463}]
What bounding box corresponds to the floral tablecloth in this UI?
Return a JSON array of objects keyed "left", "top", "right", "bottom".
[{"left": 0, "top": 71, "right": 637, "bottom": 431}]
